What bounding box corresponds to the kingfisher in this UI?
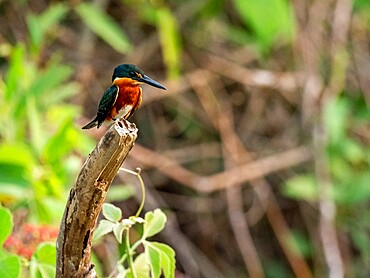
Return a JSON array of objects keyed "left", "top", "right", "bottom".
[{"left": 82, "top": 64, "right": 166, "bottom": 129}]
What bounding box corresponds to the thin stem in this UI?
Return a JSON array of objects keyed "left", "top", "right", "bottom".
[
  {"left": 117, "top": 253, "right": 127, "bottom": 265},
  {"left": 118, "top": 167, "right": 146, "bottom": 278},
  {"left": 130, "top": 239, "right": 143, "bottom": 253},
  {"left": 125, "top": 228, "right": 137, "bottom": 278},
  {"left": 135, "top": 170, "right": 145, "bottom": 217},
  {"left": 111, "top": 234, "right": 142, "bottom": 278},
  {"left": 119, "top": 167, "right": 146, "bottom": 217}
]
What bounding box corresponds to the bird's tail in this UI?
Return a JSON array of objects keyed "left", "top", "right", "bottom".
[{"left": 82, "top": 117, "right": 99, "bottom": 129}]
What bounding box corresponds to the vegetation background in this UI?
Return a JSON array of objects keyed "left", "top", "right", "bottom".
[{"left": 0, "top": 0, "right": 369, "bottom": 277}]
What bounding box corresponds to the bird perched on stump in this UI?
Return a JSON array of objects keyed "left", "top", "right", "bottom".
[{"left": 82, "top": 64, "right": 166, "bottom": 129}]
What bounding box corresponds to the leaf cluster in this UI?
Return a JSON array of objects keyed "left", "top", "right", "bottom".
[{"left": 94, "top": 205, "right": 175, "bottom": 278}]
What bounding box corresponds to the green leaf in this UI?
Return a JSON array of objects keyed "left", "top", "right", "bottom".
[
  {"left": 117, "top": 264, "right": 128, "bottom": 278},
  {"left": 102, "top": 203, "right": 122, "bottom": 222},
  {"left": 29, "top": 64, "right": 73, "bottom": 99},
  {"left": 111, "top": 217, "right": 141, "bottom": 243},
  {"left": 27, "top": 96, "right": 46, "bottom": 155},
  {"left": 0, "top": 143, "right": 36, "bottom": 168},
  {"left": 283, "top": 175, "right": 318, "bottom": 201},
  {"left": 0, "top": 254, "right": 21, "bottom": 278},
  {"left": 0, "top": 206, "right": 13, "bottom": 247},
  {"left": 121, "top": 219, "right": 136, "bottom": 227},
  {"left": 37, "top": 197, "right": 65, "bottom": 224},
  {"left": 233, "top": 0, "right": 295, "bottom": 52},
  {"left": 150, "top": 242, "right": 175, "bottom": 278},
  {"left": 38, "top": 3, "right": 69, "bottom": 31},
  {"left": 133, "top": 253, "right": 150, "bottom": 278},
  {"left": 5, "top": 45, "right": 25, "bottom": 101},
  {"left": 30, "top": 242, "right": 56, "bottom": 278},
  {"left": 341, "top": 138, "right": 364, "bottom": 164},
  {"left": 0, "top": 143, "right": 35, "bottom": 190},
  {"left": 14, "top": 63, "right": 73, "bottom": 121},
  {"left": 143, "top": 209, "right": 167, "bottom": 239},
  {"left": 29, "top": 197, "right": 65, "bottom": 224},
  {"left": 27, "top": 3, "right": 68, "bottom": 51},
  {"left": 43, "top": 120, "right": 79, "bottom": 164},
  {"left": 113, "top": 222, "right": 125, "bottom": 244},
  {"left": 130, "top": 216, "right": 145, "bottom": 224},
  {"left": 27, "top": 15, "right": 42, "bottom": 52},
  {"left": 156, "top": 7, "right": 182, "bottom": 78},
  {"left": 75, "top": 3, "right": 131, "bottom": 53},
  {"left": 0, "top": 165, "right": 29, "bottom": 190},
  {"left": 324, "top": 98, "right": 349, "bottom": 144},
  {"left": 334, "top": 173, "right": 370, "bottom": 204},
  {"left": 145, "top": 242, "right": 161, "bottom": 278},
  {"left": 30, "top": 261, "right": 55, "bottom": 278},
  {"left": 93, "top": 220, "right": 114, "bottom": 241},
  {"left": 43, "top": 83, "right": 79, "bottom": 106},
  {"left": 329, "top": 155, "right": 350, "bottom": 182},
  {"left": 144, "top": 241, "right": 175, "bottom": 278},
  {"left": 32, "top": 242, "right": 56, "bottom": 263}
]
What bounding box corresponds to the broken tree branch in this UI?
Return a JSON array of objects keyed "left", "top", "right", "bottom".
[{"left": 56, "top": 120, "right": 138, "bottom": 278}]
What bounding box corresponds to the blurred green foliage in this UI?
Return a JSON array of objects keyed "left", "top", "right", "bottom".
[
  {"left": 124, "top": 0, "right": 182, "bottom": 78},
  {"left": 0, "top": 45, "right": 92, "bottom": 222},
  {"left": 75, "top": 3, "right": 132, "bottom": 54},
  {"left": 0, "top": 4, "right": 96, "bottom": 224},
  {"left": 1, "top": 2, "right": 179, "bottom": 275},
  {"left": 233, "top": 0, "right": 295, "bottom": 53},
  {"left": 29, "top": 242, "right": 56, "bottom": 277},
  {"left": 27, "top": 3, "right": 69, "bottom": 55},
  {"left": 0, "top": 0, "right": 144, "bottom": 224},
  {"left": 283, "top": 95, "right": 370, "bottom": 273},
  {"left": 94, "top": 204, "right": 175, "bottom": 278}
]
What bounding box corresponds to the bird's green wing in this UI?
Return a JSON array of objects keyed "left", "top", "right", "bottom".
[{"left": 97, "top": 85, "right": 119, "bottom": 115}]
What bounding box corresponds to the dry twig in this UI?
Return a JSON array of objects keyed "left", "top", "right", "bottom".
[
  {"left": 188, "top": 70, "right": 264, "bottom": 277},
  {"left": 56, "top": 120, "right": 138, "bottom": 278}
]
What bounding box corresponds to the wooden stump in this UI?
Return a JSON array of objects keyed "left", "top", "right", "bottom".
[{"left": 56, "top": 120, "right": 138, "bottom": 278}]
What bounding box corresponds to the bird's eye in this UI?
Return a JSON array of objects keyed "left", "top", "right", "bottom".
[
  {"left": 131, "top": 72, "right": 142, "bottom": 79},
  {"left": 130, "top": 71, "right": 136, "bottom": 77}
]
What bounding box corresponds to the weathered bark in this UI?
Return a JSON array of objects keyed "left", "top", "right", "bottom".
[{"left": 56, "top": 120, "right": 138, "bottom": 278}]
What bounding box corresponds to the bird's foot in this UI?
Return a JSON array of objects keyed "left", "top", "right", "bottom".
[
  {"left": 117, "top": 120, "right": 124, "bottom": 129},
  {"left": 114, "top": 118, "right": 131, "bottom": 129},
  {"left": 112, "top": 117, "right": 122, "bottom": 128},
  {"left": 114, "top": 118, "right": 138, "bottom": 136}
]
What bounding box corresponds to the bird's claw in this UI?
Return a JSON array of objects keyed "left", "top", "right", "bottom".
[{"left": 114, "top": 118, "right": 130, "bottom": 129}]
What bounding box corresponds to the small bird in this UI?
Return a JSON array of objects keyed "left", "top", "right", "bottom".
[{"left": 82, "top": 64, "right": 166, "bottom": 129}]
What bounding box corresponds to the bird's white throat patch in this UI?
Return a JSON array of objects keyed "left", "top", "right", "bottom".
[{"left": 117, "top": 105, "right": 133, "bottom": 119}]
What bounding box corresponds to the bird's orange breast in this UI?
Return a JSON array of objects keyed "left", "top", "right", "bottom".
[
  {"left": 115, "top": 86, "right": 141, "bottom": 110},
  {"left": 109, "top": 78, "right": 142, "bottom": 120}
]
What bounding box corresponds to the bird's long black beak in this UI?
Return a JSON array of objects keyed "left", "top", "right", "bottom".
[{"left": 140, "top": 74, "right": 167, "bottom": 90}]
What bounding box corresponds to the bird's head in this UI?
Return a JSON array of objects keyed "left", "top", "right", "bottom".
[{"left": 112, "top": 64, "right": 166, "bottom": 90}]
